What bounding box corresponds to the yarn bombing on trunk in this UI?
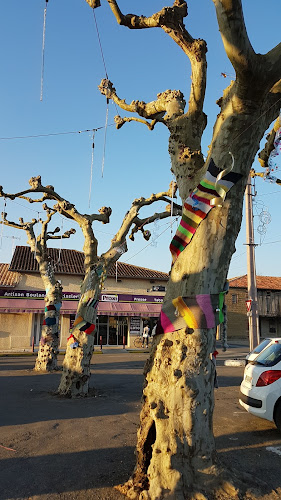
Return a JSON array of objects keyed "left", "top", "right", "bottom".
[
  {"left": 170, "top": 158, "right": 243, "bottom": 264},
  {"left": 156, "top": 292, "right": 226, "bottom": 334}
]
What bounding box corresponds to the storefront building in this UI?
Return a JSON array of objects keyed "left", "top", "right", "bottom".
[
  {"left": 0, "top": 246, "right": 168, "bottom": 351},
  {"left": 226, "top": 275, "right": 281, "bottom": 339}
]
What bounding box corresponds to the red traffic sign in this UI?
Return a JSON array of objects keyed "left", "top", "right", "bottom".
[{"left": 246, "top": 299, "right": 252, "bottom": 312}]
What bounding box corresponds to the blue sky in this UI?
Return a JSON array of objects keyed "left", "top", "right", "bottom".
[{"left": 0, "top": 0, "right": 280, "bottom": 278}]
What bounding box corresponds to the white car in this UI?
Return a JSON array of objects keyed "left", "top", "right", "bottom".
[
  {"left": 239, "top": 338, "right": 281, "bottom": 431},
  {"left": 245, "top": 337, "right": 272, "bottom": 363}
]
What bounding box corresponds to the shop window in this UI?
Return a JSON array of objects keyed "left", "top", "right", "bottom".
[
  {"left": 97, "top": 315, "right": 108, "bottom": 324},
  {"left": 269, "top": 319, "right": 276, "bottom": 334},
  {"left": 266, "top": 291, "right": 271, "bottom": 314},
  {"left": 70, "top": 314, "right": 76, "bottom": 330},
  {"left": 95, "top": 315, "right": 129, "bottom": 346},
  {"left": 231, "top": 294, "right": 238, "bottom": 304}
]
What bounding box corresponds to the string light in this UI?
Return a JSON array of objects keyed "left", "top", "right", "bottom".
[
  {"left": 88, "top": 131, "right": 95, "bottom": 208},
  {"left": 40, "top": 0, "right": 48, "bottom": 101}
]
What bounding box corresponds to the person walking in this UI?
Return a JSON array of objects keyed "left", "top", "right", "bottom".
[{"left": 142, "top": 322, "right": 150, "bottom": 348}]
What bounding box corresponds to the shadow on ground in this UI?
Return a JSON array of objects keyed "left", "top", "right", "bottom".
[
  {"left": 0, "top": 447, "right": 134, "bottom": 499},
  {"left": 1, "top": 354, "right": 281, "bottom": 499}
]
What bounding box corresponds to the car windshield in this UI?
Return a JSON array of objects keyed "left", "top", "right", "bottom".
[
  {"left": 252, "top": 343, "right": 281, "bottom": 367},
  {"left": 251, "top": 338, "right": 271, "bottom": 354}
]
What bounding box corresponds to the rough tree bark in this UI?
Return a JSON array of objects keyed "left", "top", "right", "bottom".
[
  {"left": 85, "top": 0, "right": 281, "bottom": 498},
  {"left": 0, "top": 200, "right": 75, "bottom": 371}
]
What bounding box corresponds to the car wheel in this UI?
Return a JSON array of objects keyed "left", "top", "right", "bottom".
[{"left": 274, "top": 400, "right": 281, "bottom": 432}]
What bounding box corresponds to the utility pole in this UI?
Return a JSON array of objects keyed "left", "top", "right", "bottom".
[{"left": 245, "top": 172, "right": 260, "bottom": 351}]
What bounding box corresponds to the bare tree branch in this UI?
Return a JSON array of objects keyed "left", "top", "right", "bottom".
[
  {"left": 91, "top": 1, "right": 207, "bottom": 192},
  {"left": 102, "top": 181, "right": 178, "bottom": 263},
  {"left": 212, "top": 0, "right": 257, "bottom": 80},
  {"left": 98, "top": 79, "right": 180, "bottom": 122},
  {"left": 0, "top": 176, "right": 178, "bottom": 276},
  {"left": 0, "top": 175, "right": 113, "bottom": 273},
  {"left": 1, "top": 213, "right": 36, "bottom": 233},
  {"left": 93, "top": 0, "right": 207, "bottom": 125},
  {"left": 102, "top": 0, "right": 188, "bottom": 30},
  {"left": 213, "top": 0, "right": 281, "bottom": 92},
  {"left": 115, "top": 115, "right": 157, "bottom": 131},
  {"left": 258, "top": 114, "right": 281, "bottom": 169},
  {"left": 129, "top": 201, "right": 182, "bottom": 242},
  {"left": 46, "top": 228, "right": 76, "bottom": 240}
]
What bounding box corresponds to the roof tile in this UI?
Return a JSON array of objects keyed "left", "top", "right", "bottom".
[
  {"left": 0, "top": 263, "right": 20, "bottom": 287},
  {"left": 229, "top": 275, "right": 281, "bottom": 291},
  {"left": 9, "top": 246, "right": 168, "bottom": 281}
]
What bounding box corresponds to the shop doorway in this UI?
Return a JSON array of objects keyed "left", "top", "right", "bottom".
[
  {"left": 96, "top": 315, "right": 128, "bottom": 346},
  {"left": 31, "top": 313, "right": 44, "bottom": 345},
  {"left": 117, "top": 317, "right": 128, "bottom": 346},
  {"left": 69, "top": 315, "right": 128, "bottom": 346}
]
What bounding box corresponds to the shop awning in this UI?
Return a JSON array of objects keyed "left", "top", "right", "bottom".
[
  {"left": 0, "top": 298, "right": 45, "bottom": 313},
  {"left": 97, "top": 302, "right": 161, "bottom": 317},
  {"left": 0, "top": 298, "right": 161, "bottom": 317},
  {"left": 0, "top": 298, "right": 78, "bottom": 314}
]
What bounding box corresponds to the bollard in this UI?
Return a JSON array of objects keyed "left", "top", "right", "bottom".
[
  {"left": 123, "top": 335, "right": 126, "bottom": 349},
  {"left": 100, "top": 335, "right": 103, "bottom": 350}
]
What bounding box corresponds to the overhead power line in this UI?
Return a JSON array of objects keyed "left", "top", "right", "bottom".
[{"left": 0, "top": 125, "right": 114, "bottom": 142}]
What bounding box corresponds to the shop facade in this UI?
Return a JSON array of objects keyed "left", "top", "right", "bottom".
[{"left": 0, "top": 247, "right": 168, "bottom": 351}]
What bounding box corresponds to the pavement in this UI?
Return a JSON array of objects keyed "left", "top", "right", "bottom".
[
  {"left": 1, "top": 344, "right": 281, "bottom": 500},
  {"left": 0, "top": 339, "right": 249, "bottom": 356}
]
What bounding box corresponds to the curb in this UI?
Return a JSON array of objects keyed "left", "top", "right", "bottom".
[
  {"left": 0, "top": 351, "right": 104, "bottom": 357},
  {"left": 224, "top": 359, "right": 245, "bottom": 367},
  {"left": 125, "top": 349, "right": 151, "bottom": 353}
]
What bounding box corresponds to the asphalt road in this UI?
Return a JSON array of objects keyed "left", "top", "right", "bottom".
[{"left": 0, "top": 345, "right": 280, "bottom": 499}]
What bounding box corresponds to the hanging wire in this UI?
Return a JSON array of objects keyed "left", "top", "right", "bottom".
[
  {"left": 40, "top": 0, "right": 48, "bottom": 101},
  {"left": 0, "top": 126, "right": 113, "bottom": 142},
  {"left": 92, "top": 8, "right": 112, "bottom": 177},
  {"left": 170, "top": 177, "right": 175, "bottom": 237},
  {"left": 57, "top": 217, "right": 63, "bottom": 266},
  {"left": 93, "top": 9, "right": 108, "bottom": 79},
  {"left": 230, "top": 97, "right": 281, "bottom": 150},
  {"left": 34, "top": 212, "right": 40, "bottom": 260},
  {"left": 88, "top": 131, "right": 95, "bottom": 207},
  {"left": 101, "top": 99, "right": 109, "bottom": 177},
  {"left": 53, "top": 215, "right": 69, "bottom": 271},
  {"left": 0, "top": 198, "right": 6, "bottom": 250},
  {"left": 124, "top": 218, "right": 179, "bottom": 263},
  {"left": 93, "top": 8, "right": 119, "bottom": 114},
  {"left": 11, "top": 236, "right": 20, "bottom": 256},
  {"left": 9, "top": 199, "right": 43, "bottom": 214}
]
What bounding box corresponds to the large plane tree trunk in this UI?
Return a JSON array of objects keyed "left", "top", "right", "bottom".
[
  {"left": 57, "top": 330, "right": 95, "bottom": 397},
  {"left": 119, "top": 330, "right": 217, "bottom": 500},
  {"left": 34, "top": 263, "right": 63, "bottom": 372},
  {"left": 117, "top": 95, "right": 278, "bottom": 498},
  {"left": 57, "top": 264, "right": 105, "bottom": 397}
]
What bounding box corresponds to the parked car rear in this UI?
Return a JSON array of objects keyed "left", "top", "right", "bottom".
[{"left": 240, "top": 338, "right": 281, "bottom": 431}]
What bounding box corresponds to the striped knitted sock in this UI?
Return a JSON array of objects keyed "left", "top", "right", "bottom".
[{"left": 170, "top": 159, "right": 242, "bottom": 264}]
